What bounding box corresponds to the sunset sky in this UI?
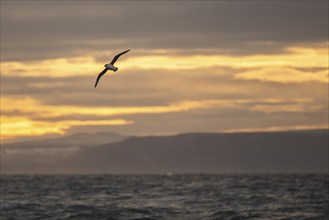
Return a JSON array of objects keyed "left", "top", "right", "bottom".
[{"left": 1, "top": 1, "right": 328, "bottom": 142}]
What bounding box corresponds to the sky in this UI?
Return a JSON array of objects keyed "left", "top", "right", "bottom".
[{"left": 1, "top": 1, "right": 328, "bottom": 143}]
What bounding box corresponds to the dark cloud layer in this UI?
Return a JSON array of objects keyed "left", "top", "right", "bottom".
[{"left": 2, "top": 1, "right": 328, "bottom": 61}]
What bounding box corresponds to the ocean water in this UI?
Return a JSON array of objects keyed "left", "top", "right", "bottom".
[{"left": 0, "top": 174, "right": 328, "bottom": 220}]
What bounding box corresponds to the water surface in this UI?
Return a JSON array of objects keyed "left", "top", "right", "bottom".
[{"left": 1, "top": 174, "right": 328, "bottom": 220}]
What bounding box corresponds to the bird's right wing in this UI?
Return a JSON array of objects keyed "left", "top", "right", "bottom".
[
  {"left": 94, "top": 68, "right": 108, "bottom": 88},
  {"left": 110, "top": 49, "right": 130, "bottom": 65}
]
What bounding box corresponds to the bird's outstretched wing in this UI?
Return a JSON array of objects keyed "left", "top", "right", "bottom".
[
  {"left": 110, "top": 49, "right": 130, "bottom": 65},
  {"left": 94, "top": 68, "right": 108, "bottom": 88}
]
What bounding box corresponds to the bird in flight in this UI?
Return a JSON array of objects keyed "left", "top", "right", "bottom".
[{"left": 94, "top": 49, "right": 130, "bottom": 88}]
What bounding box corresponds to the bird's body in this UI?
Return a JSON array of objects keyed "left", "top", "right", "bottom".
[
  {"left": 94, "top": 49, "right": 130, "bottom": 88},
  {"left": 104, "top": 63, "right": 118, "bottom": 72}
]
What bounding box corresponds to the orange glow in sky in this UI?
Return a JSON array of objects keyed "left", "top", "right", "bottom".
[{"left": 1, "top": 45, "right": 328, "bottom": 141}]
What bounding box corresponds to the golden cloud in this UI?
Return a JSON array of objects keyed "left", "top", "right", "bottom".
[
  {"left": 235, "top": 67, "right": 328, "bottom": 83},
  {"left": 3, "top": 95, "right": 324, "bottom": 141},
  {"left": 1, "top": 116, "right": 131, "bottom": 142},
  {"left": 1, "top": 45, "right": 327, "bottom": 141},
  {"left": 0, "top": 97, "right": 222, "bottom": 140},
  {"left": 1, "top": 46, "right": 328, "bottom": 84},
  {"left": 224, "top": 124, "right": 329, "bottom": 133}
]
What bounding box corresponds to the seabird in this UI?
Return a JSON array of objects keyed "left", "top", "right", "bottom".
[{"left": 94, "top": 49, "right": 130, "bottom": 88}]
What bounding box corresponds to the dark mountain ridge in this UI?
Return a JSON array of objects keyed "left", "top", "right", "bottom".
[
  {"left": 65, "top": 130, "right": 328, "bottom": 174},
  {"left": 2, "top": 130, "right": 328, "bottom": 174}
]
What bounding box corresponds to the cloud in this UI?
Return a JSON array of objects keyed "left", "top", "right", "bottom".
[
  {"left": 250, "top": 101, "right": 323, "bottom": 113},
  {"left": 235, "top": 66, "right": 328, "bottom": 83},
  {"left": 224, "top": 124, "right": 329, "bottom": 133},
  {"left": 1, "top": 1, "right": 328, "bottom": 141},
  {"left": 2, "top": 46, "right": 327, "bottom": 82},
  {"left": 2, "top": 96, "right": 246, "bottom": 140},
  {"left": 2, "top": 1, "right": 328, "bottom": 61},
  {"left": 2, "top": 92, "right": 327, "bottom": 141}
]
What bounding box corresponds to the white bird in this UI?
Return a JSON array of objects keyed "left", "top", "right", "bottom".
[{"left": 94, "top": 49, "right": 130, "bottom": 88}]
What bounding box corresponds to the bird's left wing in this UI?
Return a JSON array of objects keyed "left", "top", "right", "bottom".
[
  {"left": 94, "top": 68, "right": 108, "bottom": 88},
  {"left": 110, "top": 49, "right": 130, "bottom": 65}
]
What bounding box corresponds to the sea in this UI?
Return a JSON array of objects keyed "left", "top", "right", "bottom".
[{"left": 0, "top": 174, "right": 328, "bottom": 220}]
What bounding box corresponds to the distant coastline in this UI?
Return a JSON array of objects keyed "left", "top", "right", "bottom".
[{"left": 2, "top": 129, "right": 328, "bottom": 175}]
